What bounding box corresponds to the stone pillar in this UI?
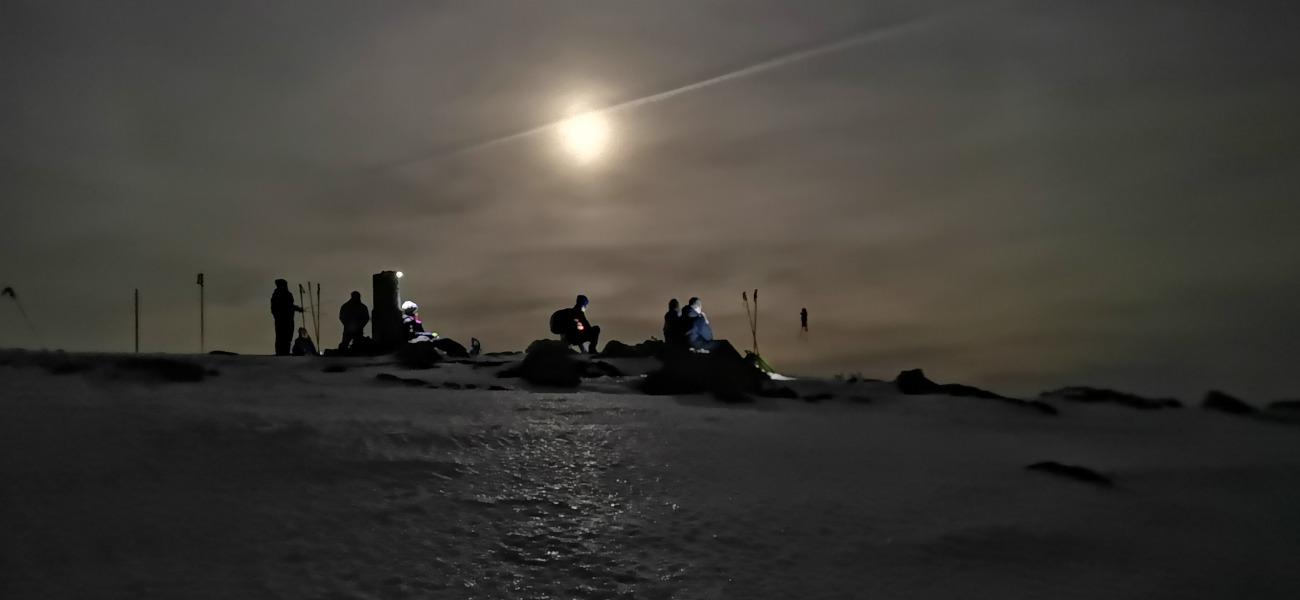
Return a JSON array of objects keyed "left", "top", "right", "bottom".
[{"left": 372, "top": 271, "right": 402, "bottom": 351}]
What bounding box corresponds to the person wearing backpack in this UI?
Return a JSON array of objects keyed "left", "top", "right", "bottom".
[{"left": 549, "top": 294, "right": 601, "bottom": 353}]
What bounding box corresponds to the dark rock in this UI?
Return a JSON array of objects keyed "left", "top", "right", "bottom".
[
  {"left": 500, "top": 339, "right": 584, "bottom": 387},
  {"left": 396, "top": 342, "right": 445, "bottom": 369},
  {"left": 1026, "top": 461, "right": 1113, "bottom": 487},
  {"left": 643, "top": 341, "right": 765, "bottom": 402},
  {"left": 1202, "top": 390, "right": 1256, "bottom": 415},
  {"left": 895, "top": 368, "right": 1054, "bottom": 415},
  {"left": 850, "top": 396, "right": 873, "bottom": 403},
  {"left": 208, "top": 350, "right": 239, "bottom": 356},
  {"left": 894, "top": 368, "right": 1007, "bottom": 399},
  {"left": 46, "top": 360, "right": 93, "bottom": 375},
  {"left": 443, "top": 382, "right": 462, "bottom": 390},
  {"left": 1040, "top": 386, "right": 1181, "bottom": 410},
  {"left": 894, "top": 368, "right": 939, "bottom": 394},
  {"left": 486, "top": 351, "right": 522, "bottom": 357},
  {"left": 757, "top": 385, "right": 799, "bottom": 399},
  {"left": 375, "top": 373, "right": 426, "bottom": 386},
  {"left": 1267, "top": 399, "right": 1300, "bottom": 412},
  {"left": 583, "top": 361, "right": 624, "bottom": 378},
  {"left": 488, "top": 385, "right": 512, "bottom": 391},
  {"left": 1023, "top": 400, "right": 1060, "bottom": 416},
  {"left": 597, "top": 339, "right": 666, "bottom": 359},
  {"left": 526, "top": 339, "right": 575, "bottom": 356},
  {"left": 112, "top": 358, "right": 206, "bottom": 382},
  {"left": 803, "top": 392, "right": 834, "bottom": 403},
  {"left": 471, "top": 360, "right": 510, "bottom": 368},
  {"left": 464, "top": 383, "right": 478, "bottom": 390},
  {"left": 321, "top": 365, "right": 348, "bottom": 373}
]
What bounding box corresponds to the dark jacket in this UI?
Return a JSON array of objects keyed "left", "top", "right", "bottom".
[
  {"left": 271, "top": 288, "right": 298, "bottom": 319},
  {"left": 292, "top": 336, "right": 318, "bottom": 356},
  {"left": 663, "top": 310, "right": 682, "bottom": 345},
  {"left": 339, "top": 299, "right": 370, "bottom": 333},
  {"left": 558, "top": 307, "right": 592, "bottom": 334},
  {"left": 403, "top": 315, "right": 425, "bottom": 340},
  {"left": 681, "top": 306, "right": 713, "bottom": 349}
]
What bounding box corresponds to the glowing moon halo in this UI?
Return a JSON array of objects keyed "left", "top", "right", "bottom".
[{"left": 557, "top": 110, "right": 610, "bottom": 164}]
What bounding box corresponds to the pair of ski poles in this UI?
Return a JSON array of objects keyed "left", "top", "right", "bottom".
[
  {"left": 297, "top": 282, "right": 322, "bottom": 344},
  {"left": 742, "top": 288, "right": 759, "bottom": 356}
]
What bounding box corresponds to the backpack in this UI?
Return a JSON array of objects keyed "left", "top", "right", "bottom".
[{"left": 549, "top": 309, "right": 569, "bottom": 335}]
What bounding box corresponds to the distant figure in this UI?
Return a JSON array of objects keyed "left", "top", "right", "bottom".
[
  {"left": 663, "top": 298, "right": 682, "bottom": 345},
  {"left": 681, "top": 297, "right": 715, "bottom": 350},
  {"left": 270, "top": 278, "right": 304, "bottom": 356},
  {"left": 800, "top": 307, "right": 808, "bottom": 332},
  {"left": 292, "top": 327, "right": 318, "bottom": 356},
  {"left": 401, "top": 300, "right": 435, "bottom": 340},
  {"left": 550, "top": 294, "right": 600, "bottom": 353},
  {"left": 338, "top": 291, "right": 370, "bottom": 350}
]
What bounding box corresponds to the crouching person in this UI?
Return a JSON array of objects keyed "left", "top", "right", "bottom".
[{"left": 550, "top": 294, "right": 601, "bottom": 353}]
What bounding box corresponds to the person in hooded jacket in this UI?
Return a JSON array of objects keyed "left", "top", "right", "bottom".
[
  {"left": 270, "top": 279, "right": 304, "bottom": 356},
  {"left": 553, "top": 294, "right": 600, "bottom": 353},
  {"left": 681, "top": 297, "right": 715, "bottom": 350},
  {"left": 338, "top": 291, "right": 370, "bottom": 350},
  {"left": 292, "top": 327, "right": 319, "bottom": 356}
]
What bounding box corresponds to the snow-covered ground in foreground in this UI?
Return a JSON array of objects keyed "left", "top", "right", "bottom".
[{"left": 2, "top": 351, "right": 1298, "bottom": 599}]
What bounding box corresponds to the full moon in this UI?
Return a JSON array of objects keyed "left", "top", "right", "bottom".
[{"left": 557, "top": 110, "right": 610, "bottom": 164}]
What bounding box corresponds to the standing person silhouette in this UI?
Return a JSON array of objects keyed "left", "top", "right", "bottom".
[
  {"left": 338, "top": 291, "right": 370, "bottom": 351},
  {"left": 270, "top": 279, "right": 304, "bottom": 356},
  {"left": 800, "top": 307, "right": 809, "bottom": 332}
]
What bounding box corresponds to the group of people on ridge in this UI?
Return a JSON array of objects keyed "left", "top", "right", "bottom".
[
  {"left": 663, "top": 297, "right": 717, "bottom": 351},
  {"left": 273, "top": 278, "right": 741, "bottom": 357},
  {"left": 271, "top": 280, "right": 374, "bottom": 356}
]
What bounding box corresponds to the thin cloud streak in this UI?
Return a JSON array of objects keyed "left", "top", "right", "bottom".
[{"left": 389, "top": 3, "right": 994, "bottom": 170}]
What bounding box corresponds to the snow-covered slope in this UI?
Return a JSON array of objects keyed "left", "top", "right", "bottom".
[{"left": 1, "top": 352, "right": 1297, "bottom": 599}]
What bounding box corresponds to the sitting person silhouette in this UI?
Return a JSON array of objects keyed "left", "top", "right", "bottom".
[
  {"left": 681, "top": 297, "right": 715, "bottom": 351},
  {"left": 401, "top": 300, "right": 470, "bottom": 357},
  {"left": 291, "top": 327, "right": 318, "bottom": 356},
  {"left": 401, "top": 301, "right": 437, "bottom": 340},
  {"left": 663, "top": 298, "right": 683, "bottom": 346}
]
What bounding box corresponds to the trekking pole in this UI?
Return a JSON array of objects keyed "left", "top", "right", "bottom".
[
  {"left": 2, "top": 286, "right": 43, "bottom": 348},
  {"left": 134, "top": 288, "right": 140, "bottom": 353},
  {"left": 315, "top": 283, "right": 322, "bottom": 344},
  {"left": 196, "top": 273, "right": 205, "bottom": 353},
  {"left": 752, "top": 288, "right": 760, "bottom": 356},
  {"left": 306, "top": 280, "right": 315, "bottom": 340},
  {"left": 297, "top": 283, "right": 307, "bottom": 330},
  {"left": 742, "top": 291, "right": 753, "bottom": 350}
]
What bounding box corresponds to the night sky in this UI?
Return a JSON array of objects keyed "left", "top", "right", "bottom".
[{"left": 3, "top": 1, "right": 1299, "bottom": 399}]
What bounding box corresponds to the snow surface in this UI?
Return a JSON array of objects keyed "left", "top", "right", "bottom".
[{"left": 2, "top": 351, "right": 1298, "bottom": 599}]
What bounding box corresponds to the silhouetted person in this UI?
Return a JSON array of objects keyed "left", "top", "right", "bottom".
[
  {"left": 270, "top": 279, "right": 304, "bottom": 356},
  {"left": 338, "top": 291, "right": 370, "bottom": 350},
  {"left": 663, "top": 298, "right": 682, "bottom": 345},
  {"left": 551, "top": 294, "right": 600, "bottom": 353},
  {"left": 682, "top": 297, "right": 715, "bottom": 350},
  {"left": 292, "top": 327, "right": 318, "bottom": 356},
  {"left": 800, "top": 307, "right": 808, "bottom": 332}
]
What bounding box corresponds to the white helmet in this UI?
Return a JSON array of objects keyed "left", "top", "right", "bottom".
[{"left": 401, "top": 300, "right": 419, "bottom": 316}]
